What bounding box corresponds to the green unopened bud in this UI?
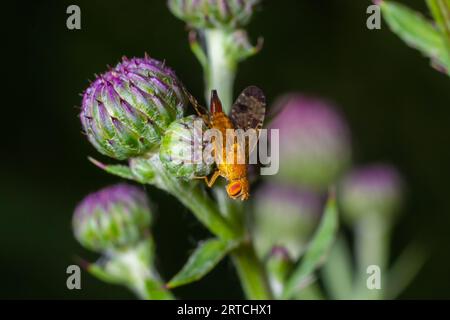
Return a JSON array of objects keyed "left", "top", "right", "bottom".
[
  {"left": 168, "top": 0, "right": 260, "bottom": 30},
  {"left": 253, "top": 184, "right": 324, "bottom": 260},
  {"left": 159, "top": 115, "right": 214, "bottom": 180},
  {"left": 339, "top": 164, "right": 404, "bottom": 224},
  {"left": 73, "top": 183, "right": 152, "bottom": 252},
  {"left": 80, "top": 56, "right": 187, "bottom": 160},
  {"left": 269, "top": 95, "right": 351, "bottom": 190}
]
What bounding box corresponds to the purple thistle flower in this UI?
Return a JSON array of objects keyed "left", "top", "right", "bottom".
[
  {"left": 73, "top": 183, "right": 152, "bottom": 252},
  {"left": 269, "top": 94, "right": 352, "bottom": 189},
  {"left": 339, "top": 164, "right": 404, "bottom": 222},
  {"left": 80, "top": 55, "right": 188, "bottom": 160}
]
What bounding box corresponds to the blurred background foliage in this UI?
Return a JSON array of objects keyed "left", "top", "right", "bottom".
[{"left": 1, "top": 0, "right": 449, "bottom": 298}]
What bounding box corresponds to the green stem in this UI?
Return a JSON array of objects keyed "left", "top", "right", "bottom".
[
  {"left": 181, "top": 26, "right": 274, "bottom": 299},
  {"left": 135, "top": 153, "right": 272, "bottom": 298},
  {"left": 180, "top": 180, "right": 272, "bottom": 299},
  {"left": 354, "top": 213, "right": 390, "bottom": 299},
  {"left": 184, "top": 182, "right": 272, "bottom": 299},
  {"left": 202, "top": 28, "right": 271, "bottom": 300},
  {"left": 213, "top": 187, "right": 244, "bottom": 234},
  {"left": 134, "top": 270, "right": 174, "bottom": 300},
  {"left": 111, "top": 244, "right": 174, "bottom": 300},
  {"left": 204, "top": 29, "right": 236, "bottom": 111},
  {"left": 142, "top": 153, "right": 237, "bottom": 240},
  {"left": 231, "top": 243, "right": 273, "bottom": 300},
  {"left": 176, "top": 185, "right": 238, "bottom": 240}
]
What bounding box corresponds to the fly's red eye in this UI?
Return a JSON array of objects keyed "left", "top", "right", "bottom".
[{"left": 228, "top": 182, "right": 242, "bottom": 196}]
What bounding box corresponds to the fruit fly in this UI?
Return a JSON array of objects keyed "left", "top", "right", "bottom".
[{"left": 185, "top": 86, "right": 266, "bottom": 200}]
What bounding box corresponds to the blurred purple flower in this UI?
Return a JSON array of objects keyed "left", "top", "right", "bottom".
[
  {"left": 269, "top": 94, "right": 351, "bottom": 189},
  {"left": 73, "top": 183, "right": 152, "bottom": 252},
  {"left": 339, "top": 164, "right": 404, "bottom": 223},
  {"left": 253, "top": 183, "right": 324, "bottom": 259}
]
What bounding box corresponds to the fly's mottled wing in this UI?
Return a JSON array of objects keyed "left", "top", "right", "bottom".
[
  {"left": 182, "top": 86, "right": 211, "bottom": 126},
  {"left": 230, "top": 86, "right": 266, "bottom": 131},
  {"left": 230, "top": 86, "right": 266, "bottom": 155}
]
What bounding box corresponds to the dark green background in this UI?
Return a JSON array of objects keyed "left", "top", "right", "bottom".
[{"left": 2, "top": 0, "right": 449, "bottom": 298}]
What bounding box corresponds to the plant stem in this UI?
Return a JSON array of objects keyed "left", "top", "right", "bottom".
[
  {"left": 204, "top": 29, "right": 236, "bottom": 111},
  {"left": 137, "top": 153, "right": 272, "bottom": 298},
  {"left": 176, "top": 185, "right": 238, "bottom": 239},
  {"left": 112, "top": 244, "right": 174, "bottom": 300},
  {"left": 148, "top": 154, "right": 237, "bottom": 240},
  {"left": 185, "top": 182, "right": 272, "bottom": 299},
  {"left": 202, "top": 28, "right": 272, "bottom": 300},
  {"left": 354, "top": 213, "right": 390, "bottom": 299},
  {"left": 231, "top": 242, "right": 273, "bottom": 299}
]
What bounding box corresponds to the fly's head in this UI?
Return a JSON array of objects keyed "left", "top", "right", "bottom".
[{"left": 226, "top": 178, "right": 250, "bottom": 200}]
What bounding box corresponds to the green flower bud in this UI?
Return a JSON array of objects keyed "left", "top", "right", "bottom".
[
  {"left": 159, "top": 115, "right": 214, "bottom": 180},
  {"left": 168, "top": 0, "right": 260, "bottom": 30},
  {"left": 253, "top": 184, "right": 324, "bottom": 260},
  {"left": 270, "top": 95, "right": 351, "bottom": 190},
  {"left": 73, "top": 184, "right": 152, "bottom": 252},
  {"left": 80, "top": 56, "right": 188, "bottom": 160},
  {"left": 339, "top": 164, "right": 404, "bottom": 224}
]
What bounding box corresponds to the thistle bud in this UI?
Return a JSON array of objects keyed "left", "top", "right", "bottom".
[
  {"left": 269, "top": 94, "right": 351, "bottom": 189},
  {"left": 339, "top": 164, "right": 404, "bottom": 223},
  {"left": 168, "top": 0, "right": 260, "bottom": 30},
  {"left": 73, "top": 183, "right": 152, "bottom": 252},
  {"left": 159, "top": 115, "right": 214, "bottom": 180},
  {"left": 253, "top": 184, "right": 324, "bottom": 259},
  {"left": 80, "top": 56, "right": 187, "bottom": 160}
]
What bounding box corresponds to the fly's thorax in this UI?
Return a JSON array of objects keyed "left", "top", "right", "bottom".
[
  {"left": 211, "top": 112, "right": 234, "bottom": 132},
  {"left": 210, "top": 112, "right": 248, "bottom": 180},
  {"left": 219, "top": 162, "right": 248, "bottom": 181},
  {"left": 210, "top": 112, "right": 234, "bottom": 164},
  {"left": 214, "top": 137, "right": 247, "bottom": 169}
]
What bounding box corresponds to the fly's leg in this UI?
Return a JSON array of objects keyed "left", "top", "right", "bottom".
[
  {"left": 193, "top": 170, "right": 221, "bottom": 188},
  {"left": 204, "top": 170, "right": 220, "bottom": 188}
]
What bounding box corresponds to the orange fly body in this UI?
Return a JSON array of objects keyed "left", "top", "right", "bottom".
[{"left": 185, "top": 86, "right": 266, "bottom": 201}]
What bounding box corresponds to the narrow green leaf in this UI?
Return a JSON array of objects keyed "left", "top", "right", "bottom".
[
  {"left": 427, "top": 0, "right": 450, "bottom": 40},
  {"left": 385, "top": 242, "right": 427, "bottom": 299},
  {"left": 294, "top": 282, "right": 326, "bottom": 300},
  {"left": 87, "top": 263, "right": 124, "bottom": 284},
  {"left": 88, "top": 157, "right": 136, "bottom": 181},
  {"left": 321, "top": 235, "right": 354, "bottom": 299},
  {"left": 282, "top": 193, "right": 338, "bottom": 299},
  {"left": 381, "top": 1, "right": 449, "bottom": 69},
  {"left": 167, "top": 238, "right": 238, "bottom": 289},
  {"left": 189, "top": 30, "right": 208, "bottom": 69},
  {"left": 143, "top": 278, "right": 175, "bottom": 300}
]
